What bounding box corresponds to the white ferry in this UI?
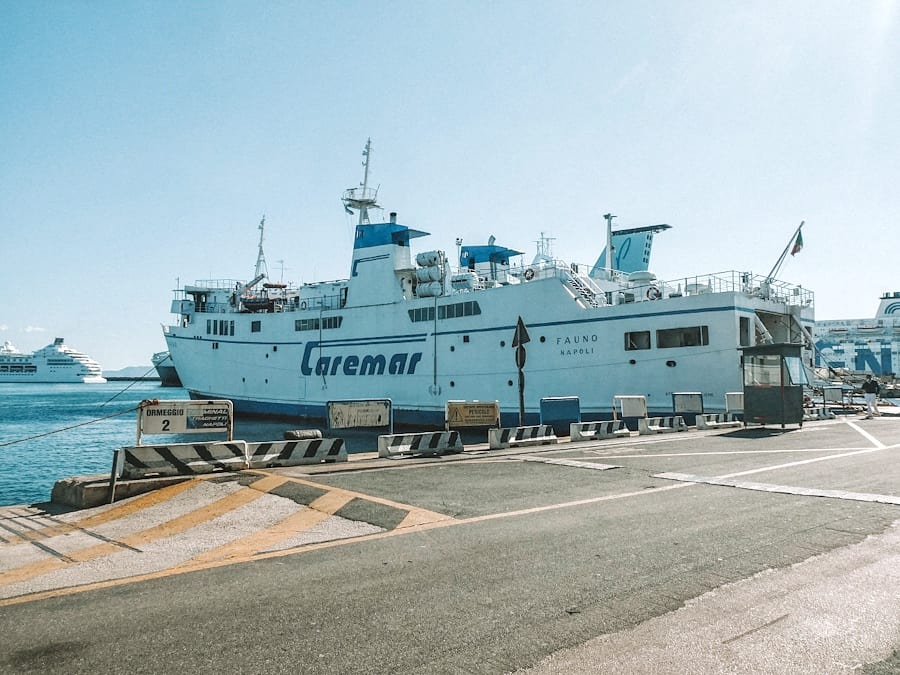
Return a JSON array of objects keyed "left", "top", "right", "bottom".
[
  {"left": 163, "top": 141, "right": 814, "bottom": 426},
  {"left": 0, "top": 338, "right": 106, "bottom": 383},
  {"left": 815, "top": 292, "right": 900, "bottom": 376}
]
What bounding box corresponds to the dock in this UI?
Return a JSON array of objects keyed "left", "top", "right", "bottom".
[{"left": 1, "top": 411, "right": 899, "bottom": 673}]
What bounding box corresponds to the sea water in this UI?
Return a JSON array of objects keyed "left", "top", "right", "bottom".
[{"left": 0, "top": 382, "right": 322, "bottom": 507}]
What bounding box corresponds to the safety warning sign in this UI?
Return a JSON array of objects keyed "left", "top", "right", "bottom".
[{"left": 445, "top": 400, "right": 500, "bottom": 428}]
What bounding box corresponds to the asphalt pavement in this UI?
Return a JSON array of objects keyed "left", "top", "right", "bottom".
[{"left": 1, "top": 411, "right": 899, "bottom": 674}]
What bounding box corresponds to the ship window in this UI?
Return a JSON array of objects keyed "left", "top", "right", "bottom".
[
  {"left": 295, "top": 318, "right": 320, "bottom": 331},
  {"left": 294, "top": 316, "right": 343, "bottom": 331},
  {"left": 230, "top": 320, "right": 235, "bottom": 336},
  {"left": 625, "top": 331, "right": 651, "bottom": 351},
  {"left": 657, "top": 325, "right": 709, "bottom": 349},
  {"left": 251, "top": 321, "right": 261, "bottom": 333},
  {"left": 438, "top": 301, "right": 481, "bottom": 320},
  {"left": 408, "top": 307, "right": 436, "bottom": 323},
  {"left": 206, "top": 319, "right": 212, "bottom": 335}
]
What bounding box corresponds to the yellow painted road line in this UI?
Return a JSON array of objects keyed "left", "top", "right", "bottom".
[
  {"left": 1, "top": 476, "right": 289, "bottom": 590},
  {"left": 1, "top": 558, "right": 70, "bottom": 586},
  {"left": 1, "top": 480, "right": 201, "bottom": 546},
  {"left": 52, "top": 479, "right": 202, "bottom": 535},
  {"left": 279, "top": 474, "right": 454, "bottom": 516},
  {"left": 396, "top": 508, "right": 456, "bottom": 529},
  {"left": 177, "top": 490, "right": 354, "bottom": 569},
  {"left": 115, "top": 476, "right": 286, "bottom": 549}
]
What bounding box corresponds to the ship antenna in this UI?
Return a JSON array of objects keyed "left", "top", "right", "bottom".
[
  {"left": 342, "top": 138, "right": 380, "bottom": 226},
  {"left": 254, "top": 215, "right": 268, "bottom": 280}
]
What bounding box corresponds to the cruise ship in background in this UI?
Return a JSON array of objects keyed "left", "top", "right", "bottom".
[
  {"left": 0, "top": 338, "right": 106, "bottom": 383},
  {"left": 815, "top": 292, "right": 900, "bottom": 379}
]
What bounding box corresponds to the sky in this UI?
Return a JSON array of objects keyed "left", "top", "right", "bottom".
[{"left": 1, "top": 1, "right": 898, "bottom": 370}]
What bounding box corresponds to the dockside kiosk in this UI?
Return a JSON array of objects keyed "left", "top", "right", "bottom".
[{"left": 740, "top": 343, "right": 806, "bottom": 428}]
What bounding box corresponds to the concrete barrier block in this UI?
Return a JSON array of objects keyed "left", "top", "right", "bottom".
[
  {"left": 803, "top": 407, "right": 836, "bottom": 421},
  {"left": 248, "top": 438, "right": 347, "bottom": 468},
  {"left": 378, "top": 431, "right": 464, "bottom": 458},
  {"left": 569, "top": 420, "right": 630, "bottom": 441},
  {"left": 696, "top": 413, "right": 743, "bottom": 430},
  {"left": 489, "top": 425, "right": 558, "bottom": 449},
  {"left": 120, "top": 441, "right": 249, "bottom": 479},
  {"left": 638, "top": 416, "right": 688, "bottom": 435}
]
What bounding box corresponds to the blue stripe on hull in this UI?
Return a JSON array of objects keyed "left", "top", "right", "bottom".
[{"left": 187, "top": 390, "right": 718, "bottom": 430}]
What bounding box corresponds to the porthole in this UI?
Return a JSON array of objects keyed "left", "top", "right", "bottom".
[
  {"left": 450, "top": 345, "right": 455, "bottom": 352},
  {"left": 540, "top": 336, "right": 546, "bottom": 343},
  {"left": 629, "top": 359, "right": 636, "bottom": 365},
  {"left": 507, "top": 380, "right": 514, "bottom": 386},
  {"left": 500, "top": 340, "right": 506, "bottom": 347},
  {"left": 666, "top": 360, "right": 677, "bottom": 367},
  {"left": 450, "top": 381, "right": 455, "bottom": 387}
]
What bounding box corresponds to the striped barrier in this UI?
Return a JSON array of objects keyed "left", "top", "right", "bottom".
[
  {"left": 378, "top": 431, "right": 464, "bottom": 459},
  {"left": 696, "top": 413, "right": 742, "bottom": 430},
  {"left": 120, "top": 441, "right": 249, "bottom": 479},
  {"left": 247, "top": 438, "right": 347, "bottom": 468},
  {"left": 803, "top": 407, "right": 836, "bottom": 421},
  {"left": 638, "top": 416, "right": 688, "bottom": 435},
  {"left": 569, "top": 420, "right": 630, "bottom": 441},
  {"left": 488, "top": 425, "right": 558, "bottom": 449}
]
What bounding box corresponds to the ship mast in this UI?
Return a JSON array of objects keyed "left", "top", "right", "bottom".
[
  {"left": 342, "top": 138, "right": 380, "bottom": 225},
  {"left": 254, "top": 215, "right": 268, "bottom": 280},
  {"left": 603, "top": 213, "right": 616, "bottom": 278}
]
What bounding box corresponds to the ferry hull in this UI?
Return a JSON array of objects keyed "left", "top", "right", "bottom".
[{"left": 167, "top": 287, "right": 812, "bottom": 426}]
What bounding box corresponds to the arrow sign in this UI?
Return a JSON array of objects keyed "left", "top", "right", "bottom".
[
  {"left": 512, "top": 316, "right": 529, "bottom": 425},
  {"left": 512, "top": 316, "right": 530, "bottom": 347}
]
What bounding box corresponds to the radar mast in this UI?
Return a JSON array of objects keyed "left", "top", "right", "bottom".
[
  {"left": 254, "top": 215, "right": 268, "bottom": 280},
  {"left": 342, "top": 138, "right": 380, "bottom": 225}
]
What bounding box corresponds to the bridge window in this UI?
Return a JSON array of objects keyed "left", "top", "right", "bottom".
[
  {"left": 295, "top": 318, "right": 319, "bottom": 331},
  {"left": 657, "top": 326, "right": 708, "bottom": 349},
  {"left": 438, "top": 301, "right": 481, "bottom": 320},
  {"left": 251, "top": 321, "right": 261, "bottom": 333},
  {"left": 321, "top": 316, "right": 343, "bottom": 330},
  {"left": 408, "top": 307, "right": 436, "bottom": 323},
  {"left": 294, "top": 316, "right": 343, "bottom": 331},
  {"left": 625, "top": 331, "right": 651, "bottom": 351}
]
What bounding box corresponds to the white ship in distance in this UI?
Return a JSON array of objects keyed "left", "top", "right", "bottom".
[{"left": 0, "top": 338, "right": 106, "bottom": 383}]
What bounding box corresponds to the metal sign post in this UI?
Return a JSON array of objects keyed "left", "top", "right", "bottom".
[
  {"left": 136, "top": 399, "right": 234, "bottom": 445},
  {"left": 512, "top": 316, "right": 530, "bottom": 426}
]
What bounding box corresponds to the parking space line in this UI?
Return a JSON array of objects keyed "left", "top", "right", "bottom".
[
  {"left": 654, "top": 472, "right": 900, "bottom": 506},
  {"left": 845, "top": 420, "right": 887, "bottom": 449}
]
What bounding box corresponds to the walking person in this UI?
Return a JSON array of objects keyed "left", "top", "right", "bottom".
[{"left": 861, "top": 374, "right": 880, "bottom": 419}]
